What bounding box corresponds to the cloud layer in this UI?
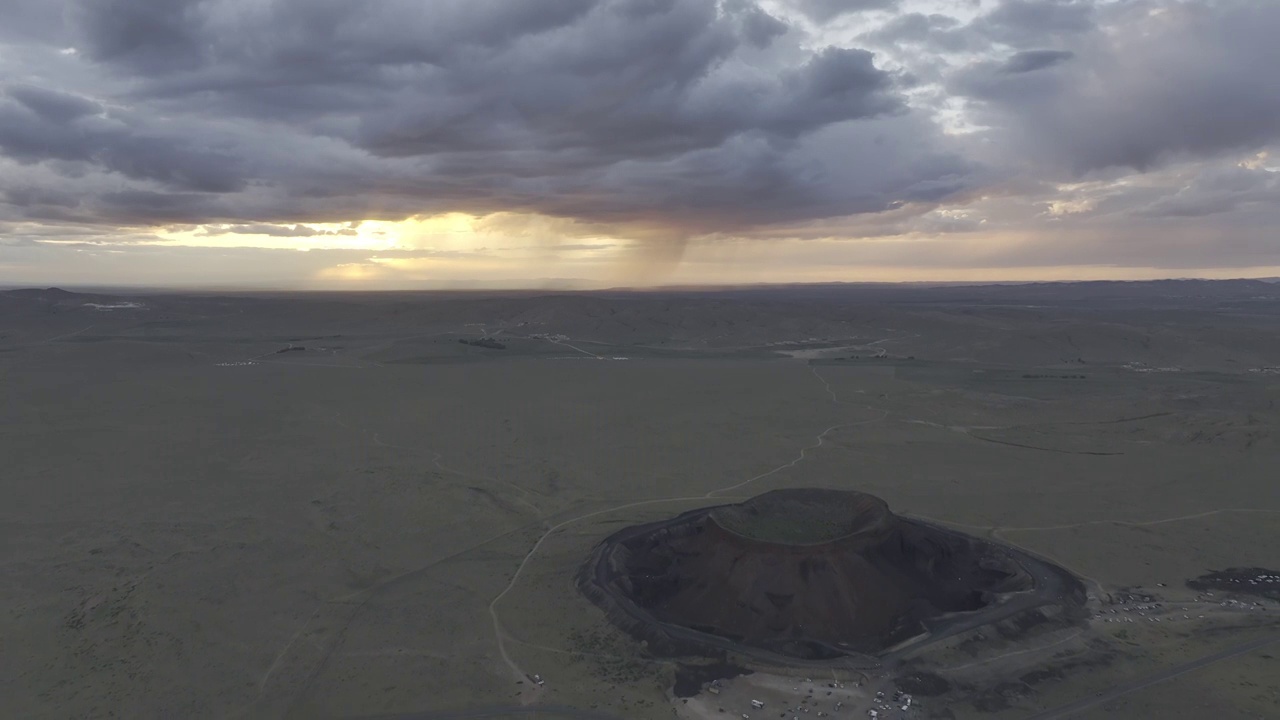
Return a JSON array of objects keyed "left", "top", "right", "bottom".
[{"left": 1, "top": 0, "right": 1278, "bottom": 286}]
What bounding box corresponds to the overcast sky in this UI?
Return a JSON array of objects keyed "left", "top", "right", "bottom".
[{"left": 1, "top": 0, "right": 1277, "bottom": 288}]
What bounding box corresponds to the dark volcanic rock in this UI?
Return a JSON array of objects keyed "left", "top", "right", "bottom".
[
  {"left": 579, "top": 489, "right": 1079, "bottom": 662},
  {"left": 672, "top": 662, "right": 752, "bottom": 698},
  {"left": 629, "top": 490, "right": 1025, "bottom": 655}
]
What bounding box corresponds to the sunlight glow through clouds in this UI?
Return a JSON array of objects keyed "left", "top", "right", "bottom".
[
  {"left": 5, "top": 0, "right": 1278, "bottom": 288},
  {"left": 315, "top": 262, "right": 384, "bottom": 283},
  {"left": 154, "top": 221, "right": 398, "bottom": 251},
  {"left": 152, "top": 212, "right": 630, "bottom": 254},
  {"left": 133, "top": 210, "right": 646, "bottom": 286},
  {"left": 1046, "top": 198, "right": 1096, "bottom": 217},
  {"left": 1240, "top": 151, "right": 1272, "bottom": 171},
  {"left": 152, "top": 214, "right": 481, "bottom": 252}
]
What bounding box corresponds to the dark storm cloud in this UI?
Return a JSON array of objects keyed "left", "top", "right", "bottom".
[
  {"left": 72, "top": 0, "right": 207, "bottom": 72},
  {"left": 1000, "top": 50, "right": 1073, "bottom": 74},
  {"left": 7, "top": 85, "right": 102, "bottom": 122},
  {"left": 947, "top": 49, "right": 1076, "bottom": 104},
  {"left": 736, "top": 3, "right": 790, "bottom": 47},
  {"left": 351, "top": 31, "right": 896, "bottom": 159},
  {"left": 861, "top": 1, "right": 1093, "bottom": 55},
  {"left": 975, "top": 0, "right": 1095, "bottom": 47},
  {"left": 0, "top": 0, "right": 71, "bottom": 44},
  {"left": 70, "top": 0, "right": 602, "bottom": 84},
  {"left": 97, "top": 190, "right": 222, "bottom": 222},
  {"left": 949, "top": 55, "right": 1071, "bottom": 103},
  {"left": 0, "top": 0, "right": 976, "bottom": 234},
  {"left": 953, "top": 1, "right": 1280, "bottom": 175},
  {"left": 0, "top": 88, "right": 246, "bottom": 193},
  {"left": 1, "top": 185, "right": 83, "bottom": 210},
  {"left": 1137, "top": 164, "right": 1279, "bottom": 219}
]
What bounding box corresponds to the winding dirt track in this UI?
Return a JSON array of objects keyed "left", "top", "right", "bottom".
[
  {"left": 298, "top": 352, "right": 1277, "bottom": 718},
  {"left": 485, "top": 362, "right": 878, "bottom": 701},
  {"left": 484, "top": 360, "right": 1279, "bottom": 703}
]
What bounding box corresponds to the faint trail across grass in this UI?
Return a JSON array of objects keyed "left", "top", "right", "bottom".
[{"left": 486, "top": 363, "right": 888, "bottom": 702}]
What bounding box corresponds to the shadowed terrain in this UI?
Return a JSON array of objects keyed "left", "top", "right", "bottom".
[
  {"left": 581, "top": 489, "right": 1056, "bottom": 658},
  {"left": 1, "top": 280, "right": 1277, "bottom": 719}
]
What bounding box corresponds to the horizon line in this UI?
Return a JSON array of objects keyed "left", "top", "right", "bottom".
[{"left": 4, "top": 275, "right": 1280, "bottom": 296}]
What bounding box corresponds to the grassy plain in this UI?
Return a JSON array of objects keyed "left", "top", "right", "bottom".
[{"left": 1, "top": 282, "right": 1277, "bottom": 719}]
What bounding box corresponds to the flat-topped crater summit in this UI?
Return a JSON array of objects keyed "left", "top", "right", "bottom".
[
  {"left": 579, "top": 488, "right": 1085, "bottom": 663},
  {"left": 710, "top": 488, "right": 890, "bottom": 546}
]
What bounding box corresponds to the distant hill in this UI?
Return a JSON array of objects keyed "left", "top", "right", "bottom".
[
  {"left": 3, "top": 287, "right": 81, "bottom": 300},
  {"left": 0, "top": 287, "right": 146, "bottom": 310}
]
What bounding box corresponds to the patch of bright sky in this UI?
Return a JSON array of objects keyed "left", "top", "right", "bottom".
[
  {"left": 148, "top": 212, "right": 633, "bottom": 263},
  {"left": 757, "top": 1, "right": 1001, "bottom": 133},
  {"left": 1241, "top": 151, "right": 1275, "bottom": 172},
  {"left": 153, "top": 221, "right": 400, "bottom": 251},
  {"left": 311, "top": 239, "right": 626, "bottom": 288},
  {"left": 1045, "top": 197, "right": 1096, "bottom": 216},
  {"left": 150, "top": 214, "right": 505, "bottom": 253},
  {"left": 760, "top": 0, "right": 993, "bottom": 37},
  {"left": 795, "top": 0, "right": 993, "bottom": 51}
]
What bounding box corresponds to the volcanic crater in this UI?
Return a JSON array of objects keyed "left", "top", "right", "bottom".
[{"left": 579, "top": 488, "right": 1085, "bottom": 662}]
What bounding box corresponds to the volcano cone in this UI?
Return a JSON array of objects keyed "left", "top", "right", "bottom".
[{"left": 580, "top": 489, "right": 1080, "bottom": 661}]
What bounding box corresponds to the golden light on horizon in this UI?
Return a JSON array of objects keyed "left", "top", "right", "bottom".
[
  {"left": 146, "top": 212, "right": 500, "bottom": 253},
  {"left": 152, "top": 221, "right": 397, "bottom": 251},
  {"left": 314, "top": 262, "right": 385, "bottom": 283}
]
